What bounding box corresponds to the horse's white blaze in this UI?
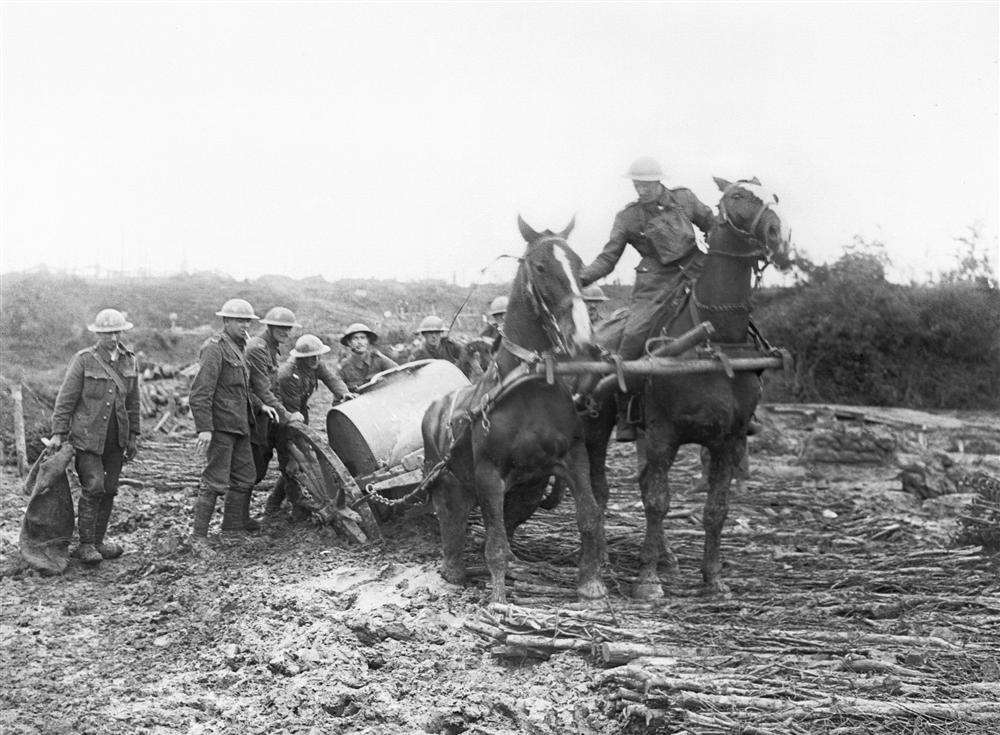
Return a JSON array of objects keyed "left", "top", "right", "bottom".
[{"left": 553, "top": 243, "right": 592, "bottom": 347}]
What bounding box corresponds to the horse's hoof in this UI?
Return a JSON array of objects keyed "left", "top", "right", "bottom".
[
  {"left": 699, "top": 580, "right": 731, "bottom": 598},
  {"left": 439, "top": 563, "right": 466, "bottom": 585},
  {"left": 577, "top": 579, "right": 608, "bottom": 601},
  {"left": 632, "top": 581, "right": 665, "bottom": 600}
]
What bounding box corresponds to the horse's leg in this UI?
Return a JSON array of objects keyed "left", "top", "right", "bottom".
[
  {"left": 565, "top": 443, "right": 608, "bottom": 600},
  {"left": 634, "top": 427, "right": 679, "bottom": 600},
  {"left": 432, "top": 473, "right": 474, "bottom": 585},
  {"left": 584, "top": 403, "right": 614, "bottom": 566},
  {"left": 475, "top": 460, "right": 510, "bottom": 604},
  {"left": 701, "top": 439, "right": 739, "bottom": 596},
  {"left": 584, "top": 398, "right": 615, "bottom": 513}
]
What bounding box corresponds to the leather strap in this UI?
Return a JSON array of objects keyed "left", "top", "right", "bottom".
[{"left": 88, "top": 348, "right": 129, "bottom": 396}]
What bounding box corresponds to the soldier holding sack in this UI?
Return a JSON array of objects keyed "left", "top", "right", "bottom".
[{"left": 49, "top": 308, "right": 140, "bottom": 565}]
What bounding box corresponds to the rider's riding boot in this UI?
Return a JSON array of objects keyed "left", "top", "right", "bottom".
[
  {"left": 75, "top": 495, "right": 104, "bottom": 565},
  {"left": 614, "top": 394, "right": 638, "bottom": 443},
  {"left": 94, "top": 493, "right": 124, "bottom": 559},
  {"left": 221, "top": 489, "right": 248, "bottom": 535},
  {"left": 265, "top": 475, "right": 287, "bottom": 515}
]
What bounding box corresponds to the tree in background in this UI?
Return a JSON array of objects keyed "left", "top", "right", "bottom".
[{"left": 940, "top": 223, "right": 998, "bottom": 289}]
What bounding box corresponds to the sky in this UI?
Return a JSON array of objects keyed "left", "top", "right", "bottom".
[{"left": 1, "top": 2, "right": 997, "bottom": 286}]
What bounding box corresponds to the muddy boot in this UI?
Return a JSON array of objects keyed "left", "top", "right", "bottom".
[
  {"left": 94, "top": 493, "right": 124, "bottom": 559},
  {"left": 614, "top": 394, "right": 638, "bottom": 443},
  {"left": 75, "top": 496, "right": 103, "bottom": 565},
  {"left": 265, "top": 475, "right": 287, "bottom": 515},
  {"left": 221, "top": 489, "right": 247, "bottom": 536},
  {"left": 242, "top": 487, "right": 261, "bottom": 532},
  {"left": 191, "top": 489, "right": 217, "bottom": 539}
]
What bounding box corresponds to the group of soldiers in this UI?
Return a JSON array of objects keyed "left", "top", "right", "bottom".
[{"left": 46, "top": 155, "right": 710, "bottom": 562}]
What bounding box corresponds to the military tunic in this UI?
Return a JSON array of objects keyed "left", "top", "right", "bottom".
[
  {"left": 580, "top": 186, "right": 715, "bottom": 359},
  {"left": 245, "top": 331, "right": 292, "bottom": 446},
  {"left": 276, "top": 359, "right": 350, "bottom": 424},
  {"left": 51, "top": 344, "right": 140, "bottom": 529},
  {"left": 338, "top": 350, "right": 398, "bottom": 392},
  {"left": 189, "top": 332, "right": 257, "bottom": 494}
]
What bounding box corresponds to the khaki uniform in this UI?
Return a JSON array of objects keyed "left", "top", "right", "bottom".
[
  {"left": 189, "top": 333, "right": 257, "bottom": 495},
  {"left": 51, "top": 344, "right": 140, "bottom": 548},
  {"left": 580, "top": 186, "right": 714, "bottom": 359},
  {"left": 338, "top": 350, "right": 398, "bottom": 392}
]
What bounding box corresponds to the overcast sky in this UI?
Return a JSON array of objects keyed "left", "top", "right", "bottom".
[{"left": 2, "top": 2, "right": 997, "bottom": 286}]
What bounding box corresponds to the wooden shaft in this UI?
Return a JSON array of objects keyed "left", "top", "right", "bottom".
[
  {"left": 546, "top": 356, "right": 783, "bottom": 378},
  {"left": 593, "top": 321, "right": 716, "bottom": 395}
]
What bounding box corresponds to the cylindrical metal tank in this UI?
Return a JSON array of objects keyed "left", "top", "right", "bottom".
[{"left": 326, "top": 359, "right": 470, "bottom": 477}]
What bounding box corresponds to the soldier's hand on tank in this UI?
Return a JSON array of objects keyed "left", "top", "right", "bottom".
[
  {"left": 288, "top": 411, "right": 305, "bottom": 424},
  {"left": 124, "top": 437, "right": 138, "bottom": 461},
  {"left": 262, "top": 405, "right": 279, "bottom": 422},
  {"left": 340, "top": 392, "right": 358, "bottom": 402},
  {"left": 196, "top": 431, "right": 212, "bottom": 452}
]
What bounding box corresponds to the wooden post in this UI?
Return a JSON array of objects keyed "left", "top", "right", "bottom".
[{"left": 11, "top": 382, "right": 29, "bottom": 477}]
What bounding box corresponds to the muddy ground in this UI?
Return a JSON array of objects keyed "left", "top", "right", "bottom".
[{"left": 1, "top": 405, "right": 998, "bottom": 735}]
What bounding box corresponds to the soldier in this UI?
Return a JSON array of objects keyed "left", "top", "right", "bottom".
[
  {"left": 265, "top": 334, "right": 355, "bottom": 515},
  {"left": 579, "top": 156, "right": 715, "bottom": 441},
  {"left": 245, "top": 306, "right": 303, "bottom": 529},
  {"left": 337, "top": 323, "right": 398, "bottom": 393},
  {"left": 581, "top": 284, "right": 609, "bottom": 323},
  {"left": 49, "top": 308, "right": 140, "bottom": 565},
  {"left": 480, "top": 296, "right": 508, "bottom": 344},
  {"left": 411, "top": 315, "right": 459, "bottom": 360},
  {"left": 189, "top": 299, "right": 279, "bottom": 549}
]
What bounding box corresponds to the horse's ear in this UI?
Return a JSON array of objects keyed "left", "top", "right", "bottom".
[
  {"left": 558, "top": 215, "right": 576, "bottom": 240},
  {"left": 713, "top": 176, "right": 732, "bottom": 192},
  {"left": 749, "top": 176, "right": 761, "bottom": 185},
  {"left": 517, "top": 215, "right": 540, "bottom": 243}
]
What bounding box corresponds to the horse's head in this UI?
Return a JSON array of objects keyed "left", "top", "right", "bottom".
[
  {"left": 515, "top": 215, "right": 593, "bottom": 354},
  {"left": 713, "top": 177, "right": 793, "bottom": 270}
]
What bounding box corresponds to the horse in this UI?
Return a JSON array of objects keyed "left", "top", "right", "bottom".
[
  {"left": 585, "top": 176, "right": 793, "bottom": 598},
  {"left": 422, "top": 216, "right": 607, "bottom": 604}
]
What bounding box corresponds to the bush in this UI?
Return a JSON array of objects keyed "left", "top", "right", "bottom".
[{"left": 757, "top": 259, "right": 1000, "bottom": 409}]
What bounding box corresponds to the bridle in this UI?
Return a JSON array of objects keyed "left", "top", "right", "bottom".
[
  {"left": 519, "top": 237, "right": 577, "bottom": 356},
  {"left": 692, "top": 182, "right": 780, "bottom": 314},
  {"left": 714, "top": 181, "right": 777, "bottom": 261}
]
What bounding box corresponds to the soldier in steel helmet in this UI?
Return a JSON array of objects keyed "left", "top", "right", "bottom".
[
  {"left": 479, "top": 296, "right": 508, "bottom": 346},
  {"left": 581, "top": 284, "right": 610, "bottom": 323},
  {"left": 337, "top": 323, "right": 398, "bottom": 393},
  {"left": 265, "top": 334, "right": 355, "bottom": 516},
  {"left": 49, "top": 308, "right": 140, "bottom": 565},
  {"left": 244, "top": 306, "right": 305, "bottom": 529},
  {"left": 409, "top": 315, "right": 460, "bottom": 363},
  {"left": 580, "top": 156, "right": 715, "bottom": 441},
  {"left": 188, "top": 299, "right": 280, "bottom": 549}
]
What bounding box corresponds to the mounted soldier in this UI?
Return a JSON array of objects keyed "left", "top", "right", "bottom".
[
  {"left": 337, "top": 323, "right": 399, "bottom": 393},
  {"left": 580, "top": 156, "right": 715, "bottom": 441},
  {"left": 245, "top": 306, "right": 303, "bottom": 529},
  {"left": 265, "top": 334, "right": 355, "bottom": 516},
  {"left": 49, "top": 308, "right": 140, "bottom": 565},
  {"left": 188, "top": 299, "right": 280, "bottom": 549}
]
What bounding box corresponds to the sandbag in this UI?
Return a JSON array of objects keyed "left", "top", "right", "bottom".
[{"left": 19, "top": 445, "right": 76, "bottom": 574}]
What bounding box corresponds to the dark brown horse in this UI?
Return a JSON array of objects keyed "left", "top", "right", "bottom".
[
  {"left": 586, "top": 177, "right": 792, "bottom": 598},
  {"left": 422, "top": 217, "right": 607, "bottom": 603}
]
